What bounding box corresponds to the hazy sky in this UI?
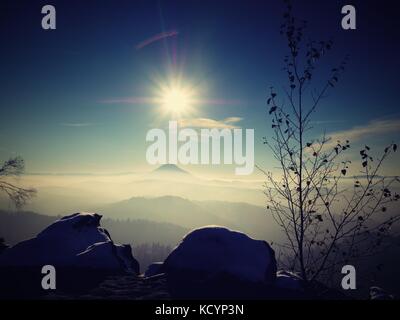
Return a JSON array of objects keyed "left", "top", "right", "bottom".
[{"left": 0, "top": 0, "right": 399, "bottom": 177}]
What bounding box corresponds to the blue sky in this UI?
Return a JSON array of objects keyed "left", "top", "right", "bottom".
[{"left": 0, "top": 0, "right": 399, "bottom": 176}]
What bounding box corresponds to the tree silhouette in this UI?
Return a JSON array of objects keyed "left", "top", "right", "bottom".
[
  {"left": 261, "top": 0, "right": 400, "bottom": 283},
  {"left": 0, "top": 156, "right": 36, "bottom": 208},
  {"left": 133, "top": 242, "right": 172, "bottom": 270}
]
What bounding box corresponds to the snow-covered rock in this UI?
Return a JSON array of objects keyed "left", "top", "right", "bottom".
[
  {"left": 163, "top": 226, "right": 276, "bottom": 298},
  {"left": 0, "top": 212, "right": 139, "bottom": 274},
  {"left": 369, "top": 286, "right": 394, "bottom": 300},
  {"left": 275, "top": 270, "right": 304, "bottom": 291},
  {"left": 269, "top": 270, "right": 308, "bottom": 299},
  {"left": 165, "top": 226, "right": 276, "bottom": 283},
  {"left": 76, "top": 241, "right": 139, "bottom": 273},
  {"left": 144, "top": 262, "right": 165, "bottom": 277}
]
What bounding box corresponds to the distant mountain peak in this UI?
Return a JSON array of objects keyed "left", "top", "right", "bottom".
[{"left": 153, "top": 164, "right": 189, "bottom": 175}]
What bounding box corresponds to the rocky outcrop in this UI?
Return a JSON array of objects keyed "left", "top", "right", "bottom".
[
  {"left": 369, "top": 286, "right": 394, "bottom": 300},
  {"left": 0, "top": 212, "right": 139, "bottom": 297},
  {"left": 145, "top": 262, "right": 165, "bottom": 278},
  {"left": 163, "top": 226, "right": 277, "bottom": 299},
  {"left": 0, "top": 212, "right": 139, "bottom": 273}
]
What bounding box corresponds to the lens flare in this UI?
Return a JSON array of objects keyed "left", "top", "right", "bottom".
[
  {"left": 155, "top": 78, "right": 197, "bottom": 117},
  {"left": 161, "top": 87, "right": 192, "bottom": 115}
]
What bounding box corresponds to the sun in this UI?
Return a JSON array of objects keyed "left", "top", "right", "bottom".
[
  {"left": 161, "top": 86, "right": 193, "bottom": 116},
  {"left": 152, "top": 75, "right": 198, "bottom": 118}
]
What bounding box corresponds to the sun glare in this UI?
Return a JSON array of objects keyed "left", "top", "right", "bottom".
[
  {"left": 153, "top": 75, "right": 198, "bottom": 118},
  {"left": 161, "top": 87, "right": 192, "bottom": 116}
]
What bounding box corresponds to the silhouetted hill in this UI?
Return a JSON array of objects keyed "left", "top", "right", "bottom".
[
  {"left": 102, "top": 217, "right": 187, "bottom": 246},
  {"left": 97, "top": 196, "right": 229, "bottom": 229},
  {"left": 0, "top": 210, "right": 187, "bottom": 247},
  {"left": 96, "top": 196, "right": 280, "bottom": 241},
  {"left": 153, "top": 164, "right": 189, "bottom": 175},
  {"left": 0, "top": 210, "right": 57, "bottom": 244}
]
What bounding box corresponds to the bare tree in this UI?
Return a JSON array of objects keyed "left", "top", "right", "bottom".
[
  {"left": 261, "top": 1, "right": 400, "bottom": 284},
  {"left": 0, "top": 156, "right": 36, "bottom": 208}
]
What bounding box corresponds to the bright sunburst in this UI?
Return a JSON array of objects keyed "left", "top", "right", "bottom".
[
  {"left": 152, "top": 74, "right": 199, "bottom": 118},
  {"left": 161, "top": 86, "right": 193, "bottom": 116}
]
